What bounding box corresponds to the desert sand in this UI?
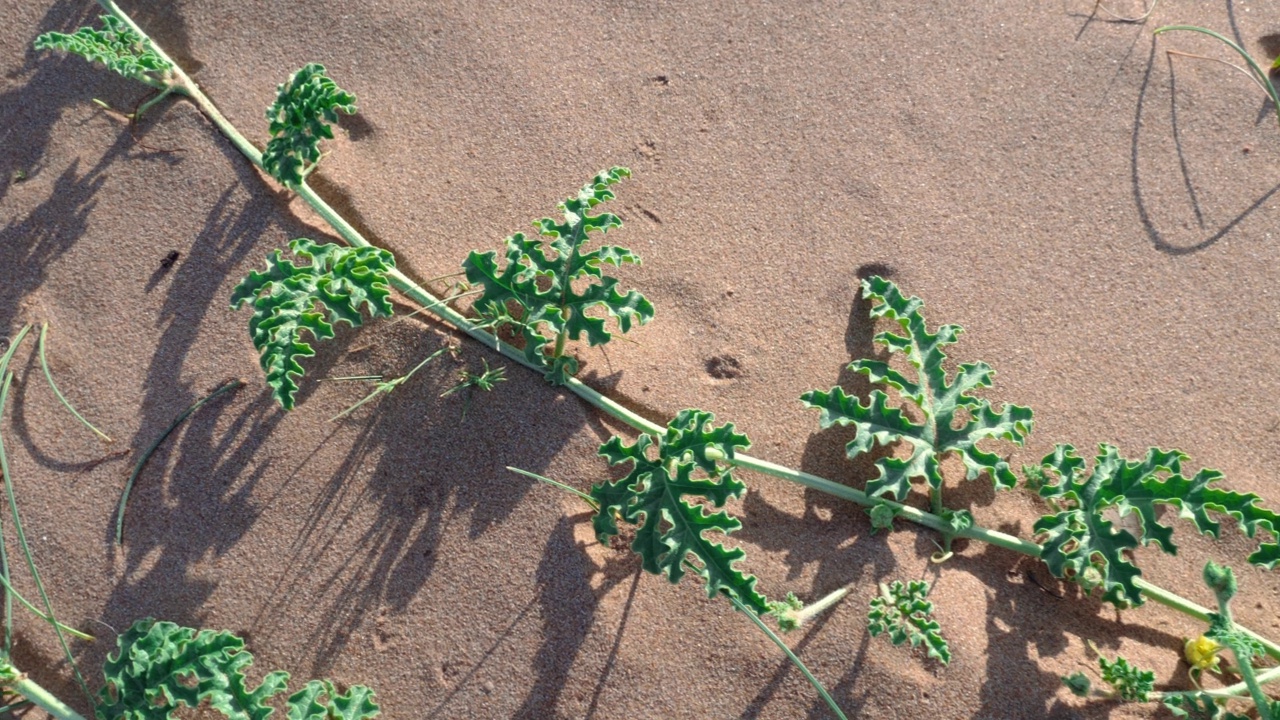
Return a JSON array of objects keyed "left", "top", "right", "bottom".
[{"left": 3, "top": 1, "right": 1280, "bottom": 718}]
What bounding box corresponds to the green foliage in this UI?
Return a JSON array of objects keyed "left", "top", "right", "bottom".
[
  {"left": 591, "top": 408, "right": 768, "bottom": 614},
  {"left": 1031, "top": 444, "right": 1280, "bottom": 608},
  {"left": 34, "top": 15, "right": 171, "bottom": 86},
  {"left": 1060, "top": 671, "right": 1091, "bottom": 697},
  {"left": 866, "top": 580, "right": 950, "bottom": 665},
  {"left": 97, "top": 618, "right": 378, "bottom": 720},
  {"left": 1097, "top": 654, "right": 1154, "bottom": 702},
  {"left": 1163, "top": 693, "right": 1243, "bottom": 720},
  {"left": 867, "top": 501, "right": 897, "bottom": 533},
  {"left": 770, "top": 593, "right": 805, "bottom": 631},
  {"left": 801, "top": 276, "right": 1032, "bottom": 505},
  {"left": 463, "top": 168, "right": 654, "bottom": 384},
  {"left": 262, "top": 63, "right": 357, "bottom": 186},
  {"left": 231, "top": 238, "right": 395, "bottom": 409}
]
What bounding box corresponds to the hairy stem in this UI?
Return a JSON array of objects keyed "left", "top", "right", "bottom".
[{"left": 0, "top": 662, "right": 87, "bottom": 720}]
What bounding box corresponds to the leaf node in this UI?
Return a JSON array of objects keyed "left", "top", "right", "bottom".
[
  {"left": 231, "top": 238, "right": 395, "bottom": 409},
  {"left": 590, "top": 408, "right": 768, "bottom": 613},
  {"left": 262, "top": 63, "right": 357, "bottom": 186},
  {"left": 463, "top": 167, "right": 654, "bottom": 384},
  {"left": 34, "top": 15, "right": 172, "bottom": 87}
]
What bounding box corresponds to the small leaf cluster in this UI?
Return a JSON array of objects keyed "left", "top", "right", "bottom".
[
  {"left": 262, "top": 63, "right": 357, "bottom": 185},
  {"left": 591, "top": 409, "right": 768, "bottom": 614},
  {"left": 464, "top": 167, "right": 654, "bottom": 384},
  {"left": 231, "top": 238, "right": 395, "bottom": 409},
  {"left": 801, "top": 276, "right": 1032, "bottom": 505},
  {"left": 1030, "top": 444, "right": 1280, "bottom": 608},
  {"left": 1098, "top": 654, "right": 1155, "bottom": 702},
  {"left": 866, "top": 579, "right": 950, "bottom": 665},
  {"left": 34, "top": 15, "right": 172, "bottom": 87},
  {"left": 97, "top": 618, "right": 378, "bottom": 719}
]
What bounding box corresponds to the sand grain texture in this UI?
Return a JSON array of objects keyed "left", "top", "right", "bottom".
[{"left": 3, "top": 1, "right": 1280, "bottom": 718}]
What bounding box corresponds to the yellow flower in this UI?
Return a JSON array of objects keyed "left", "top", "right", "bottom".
[{"left": 1184, "top": 635, "right": 1222, "bottom": 674}]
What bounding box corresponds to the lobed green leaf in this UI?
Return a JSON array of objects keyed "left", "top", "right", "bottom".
[
  {"left": 1163, "top": 693, "right": 1246, "bottom": 720},
  {"left": 801, "top": 276, "right": 1032, "bottom": 502},
  {"left": 464, "top": 168, "right": 653, "bottom": 384},
  {"left": 34, "top": 15, "right": 171, "bottom": 86},
  {"left": 231, "top": 238, "right": 394, "bottom": 409},
  {"left": 96, "top": 619, "right": 378, "bottom": 720},
  {"left": 866, "top": 580, "right": 950, "bottom": 665},
  {"left": 1032, "top": 444, "right": 1280, "bottom": 608},
  {"left": 262, "top": 63, "right": 357, "bottom": 186},
  {"left": 590, "top": 409, "right": 769, "bottom": 613},
  {"left": 1098, "top": 654, "right": 1154, "bottom": 702}
]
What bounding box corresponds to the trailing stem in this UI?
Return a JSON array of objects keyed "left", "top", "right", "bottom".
[{"left": 84, "top": 0, "right": 1280, "bottom": 668}]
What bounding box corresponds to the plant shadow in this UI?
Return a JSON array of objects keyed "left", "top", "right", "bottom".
[{"left": 1131, "top": 33, "right": 1280, "bottom": 255}]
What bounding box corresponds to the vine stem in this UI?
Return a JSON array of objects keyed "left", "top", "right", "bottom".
[
  {"left": 95, "top": 0, "right": 1280, "bottom": 667},
  {"left": 0, "top": 664, "right": 87, "bottom": 720}
]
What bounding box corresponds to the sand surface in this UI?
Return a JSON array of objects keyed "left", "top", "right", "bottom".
[{"left": 3, "top": 1, "right": 1280, "bottom": 718}]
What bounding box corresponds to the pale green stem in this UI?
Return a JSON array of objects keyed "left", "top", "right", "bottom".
[
  {"left": 0, "top": 373, "right": 94, "bottom": 706},
  {"left": 92, "top": 0, "right": 1280, "bottom": 670},
  {"left": 1212, "top": 587, "right": 1275, "bottom": 720},
  {"left": 506, "top": 467, "right": 599, "bottom": 510},
  {"left": 785, "top": 586, "right": 850, "bottom": 629},
  {"left": 1154, "top": 664, "right": 1280, "bottom": 702},
  {"left": 38, "top": 324, "right": 111, "bottom": 443},
  {"left": 727, "top": 593, "right": 849, "bottom": 720},
  {"left": 0, "top": 663, "right": 87, "bottom": 720},
  {"left": 0, "top": 573, "right": 92, "bottom": 641},
  {"left": 1153, "top": 25, "right": 1280, "bottom": 128}
]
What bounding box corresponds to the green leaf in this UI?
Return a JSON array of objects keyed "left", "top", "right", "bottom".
[
  {"left": 1060, "top": 672, "right": 1091, "bottom": 697},
  {"left": 866, "top": 580, "right": 950, "bottom": 665},
  {"left": 34, "top": 15, "right": 172, "bottom": 86},
  {"left": 231, "top": 238, "right": 395, "bottom": 409},
  {"left": 1032, "top": 444, "right": 1280, "bottom": 608},
  {"left": 590, "top": 408, "right": 769, "bottom": 614},
  {"left": 801, "top": 276, "right": 1032, "bottom": 502},
  {"left": 1162, "top": 692, "right": 1237, "bottom": 720},
  {"left": 262, "top": 64, "right": 357, "bottom": 186},
  {"left": 1098, "top": 654, "right": 1154, "bottom": 702},
  {"left": 464, "top": 168, "right": 654, "bottom": 384},
  {"left": 95, "top": 619, "right": 379, "bottom": 720},
  {"left": 286, "top": 681, "right": 380, "bottom": 720}
]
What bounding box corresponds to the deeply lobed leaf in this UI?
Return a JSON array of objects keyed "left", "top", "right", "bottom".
[
  {"left": 1032, "top": 444, "right": 1280, "bottom": 607},
  {"left": 1098, "top": 654, "right": 1154, "bottom": 702},
  {"left": 34, "top": 15, "right": 171, "bottom": 86},
  {"left": 464, "top": 168, "right": 654, "bottom": 384},
  {"left": 262, "top": 64, "right": 357, "bottom": 186},
  {"left": 590, "top": 408, "right": 769, "bottom": 613},
  {"left": 866, "top": 579, "right": 950, "bottom": 665},
  {"left": 96, "top": 619, "right": 379, "bottom": 720},
  {"left": 231, "top": 238, "right": 394, "bottom": 409},
  {"left": 801, "top": 276, "right": 1032, "bottom": 502}
]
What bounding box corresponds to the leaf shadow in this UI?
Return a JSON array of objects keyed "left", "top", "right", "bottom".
[
  {"left": 1131, "top": 36, "right": 1280, "bottom": 255},
  {"left": 89, "top": 149, "right": 317, "bottom": 659},
  {"left": 247, "top": 317, "right": 593, "bottom": 680},
  {"left": 945, "top": 526, "right": 1191, "bottom": 719}
]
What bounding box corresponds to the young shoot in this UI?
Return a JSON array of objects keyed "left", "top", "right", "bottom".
[
  {"left": 866, "top": 579, "right": 950, "bottom": 665},
  {"left": 330, "top": 346, "right": 450, "bottom": 422},
  {"left": 770, "top": 586, "right": 851, "bottom": 632}
]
